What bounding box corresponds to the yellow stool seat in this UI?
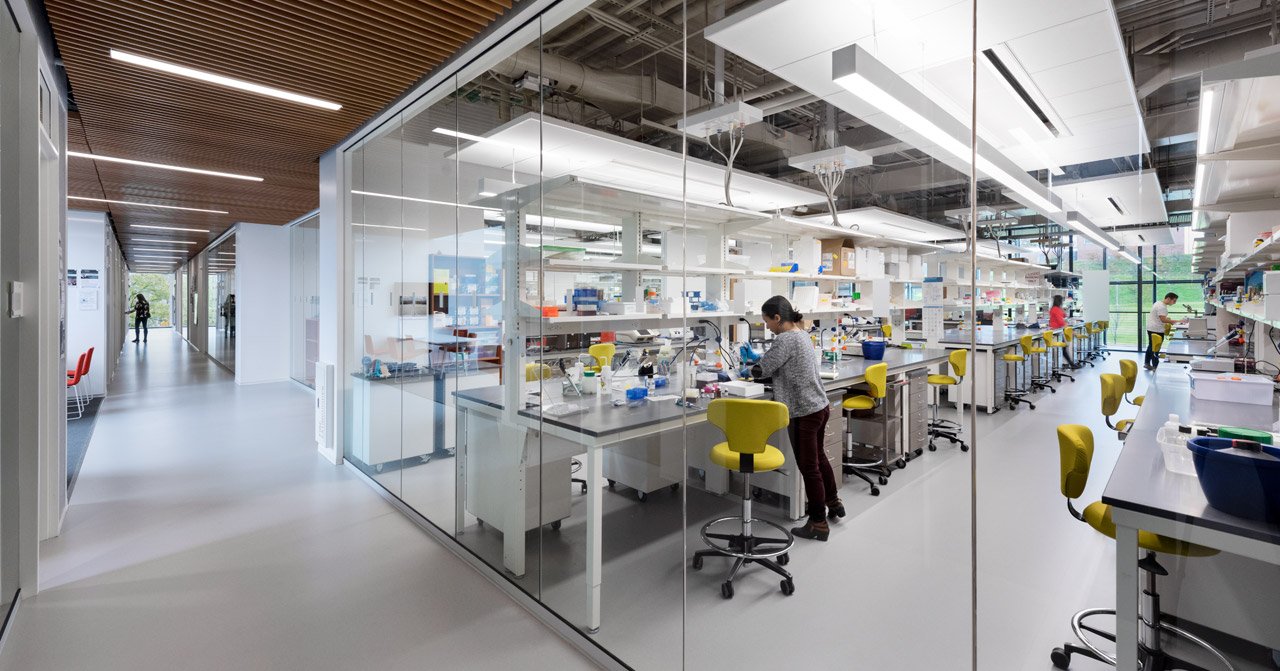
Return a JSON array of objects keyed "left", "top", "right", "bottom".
[
  {"left": 1029, "top": 346, "right": 1047, "bottom": 353},
  {"left": 1004, "top": 354, "right": 1025, "bottom": 362},
  {"left": 1133, "top": 396, "right": 1144, "bottom": 406},
  {"left": 842, "top": 395, "right": 875, "bottom": 410},
  {"left": 1047, "top": 342, "right": 1067, "bottom": 348},
  {"left": 710, "top": 442, "right": 785, "bottom": 472},
  {"left": 1116, "top": 419, "right": 1133, "bottom": 432},
  {"left": 1083, "top": 502, "right": 1218, "bottom": 557},
  {"left": 928, "top": 374, "right": 958, "bottom": 386}
]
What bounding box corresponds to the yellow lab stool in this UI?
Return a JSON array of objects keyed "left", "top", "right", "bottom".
[
  {"left": 841, "top": 362, "right": 895, "bottom": 495},
  {"left": 927, "top": 350, "right": 968, "bottom": 452},
  {"left": 1100, "top": 373, "right": 1135, "bottom": 438},
  {"left": 587, "top": 343, "right": 615, "bottom": 372},
  {"left": 692, "top": 399, "right": 795, "bottom": 599},
  {"left": 1118, "top": 359, "right": 1144, "bottom": 406},
  {"left": 1044, "top": 329, "right": 1074, "bottom": 383},
  {"left": 1022, "top": 334, "right": 1054, "bottom": 394},
  {"left": 1049, "top": 425, "right": 1230, "bottom": 671}
]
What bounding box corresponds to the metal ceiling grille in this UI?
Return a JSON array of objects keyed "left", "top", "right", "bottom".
[{"left": 45, "top": 0, "right": 513, "bottom": 267}]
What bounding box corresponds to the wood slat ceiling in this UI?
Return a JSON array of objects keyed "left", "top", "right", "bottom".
[{"left": 44, "top": 0, "right": 513, "bottom": 270}]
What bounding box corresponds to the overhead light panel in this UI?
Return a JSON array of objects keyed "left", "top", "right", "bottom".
[
  {"left": 69, "top": 151, "right": 262, "bottom": 182},
  {"left": 131, "top": 237, "right": 198, "bottom": 245},
  {"left": 1193, "top": 164, "right": 1206, "bottom": 207},
  {"left": 832, "top": 44, "right": 1061, "bottom": 215},
  {"left": 110, "top": 49, "right": 341, "bottom": 111},
  {"left": 129, "top": 247, "right": 194, "bottom": 253},
  {"left": 1118, "top": 250, "right": 1140, "bottom": 265},
  {"left": 431, "top": 128, "right": 525, "bottom": 151},
  {"left": 351, "top": 190, "right": 498, "bottom": 212},
  {"left": 68, "top": 196, "right": 227, "bottom": 214},
  {"left": 1197, "top": 88, "right": 1215, "bottom": 156},
  {"left": 131, "top": 224, "right": 210, "bottom": 233}
]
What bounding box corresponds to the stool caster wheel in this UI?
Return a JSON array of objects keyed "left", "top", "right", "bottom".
[
  {"left": 895, "top": 458, "right": 906, "bottom": 469},
  {"left": 777, "top": 553, "right": 789, "bottom": 566},
  {"left": 1050, "top": 388, "right": 1057, "bottom": 393},
  {"left": 607, "top": 479, "right": 615, "bottom": 488},
  {"left": 1029, "top": 403, "right": 1036, "bottom": 410},
  {"left": 692, "top": 555, "right": 703, "bottom": 571},
  {"left": 636, "top": 490, "right": 647, "bottom": 502},
  {"left": 1050, "top": 647, "right": 1069, "bottom": 669},
  {"left": 721, "top": 581, "right": 734, "bottom": 599},
  {"left": 476, "top": 519, "right": 485, "bottom": 529},
  {"left": 928, "top": 443, "right": 937, "bottom": 452},
  {"left": 1009, "top": 402, "right": 1017, "bottom": 411},
  {"left": 870, "top": 486, "right": 880, "bottom": 496},
  {"left": 960, "top": 444, "right": 970, "bottom": 452},
  {"left": 550, "top": 519, "right": 562, "bottom": 531},
  {"left": 877, "top": 475, "right": 888, "bottom": 485},
  {"left": 670, "top": 483, "right": 680, "bottom": 492},
  {"left": 780, "top": 579, "right": 795, "bottom": 596},
  {"left": 580, "top": 483, "right": 588, "bottom": 494}
]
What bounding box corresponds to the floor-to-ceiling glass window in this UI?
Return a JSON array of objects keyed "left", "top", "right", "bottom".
[
  {"left": 207, "top": 235, "right": 236, "bottom": 370},
  {"left": 289, "top": 214, "right": 319, "bottom": 388}
]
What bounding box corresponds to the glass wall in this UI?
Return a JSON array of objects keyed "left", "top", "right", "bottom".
[
  {"left": 290, "top": 214, "right": 320, "bottom": 387},
  {"left": 339, "top": 1, "right": 1271, "bottom": 669},
  {"left": 207, "top": 235, "right": 236, "bottom": 370}
]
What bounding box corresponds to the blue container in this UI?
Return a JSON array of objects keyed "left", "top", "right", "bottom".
[
  {"left": 625, "top": 386, "right": 648, "bottom": 407},
  {"left": 861, "top": 340, "right": 886, "bottom": 360},
  {"left": 1187, "top": 437, "right": 1280, "bottom": 523}
]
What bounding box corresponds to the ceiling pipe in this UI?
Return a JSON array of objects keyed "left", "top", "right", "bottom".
[
  {"left": 1132, "top": 28, "right": 1273, "bottom": 99},
  {"left": 491, "top": 47, "right": 700, "bottom": 114},
  {"left": 758, "top": 91, "right": 820, "bottom": 115}
]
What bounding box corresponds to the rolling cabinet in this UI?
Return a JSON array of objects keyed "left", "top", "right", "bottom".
[{"left": 904, "top": 369, "right": 929, "bottom": 460}]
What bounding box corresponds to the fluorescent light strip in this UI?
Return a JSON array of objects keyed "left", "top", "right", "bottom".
[
  {"left": 217, "top": 251, "right": 236, "bottom": 255},
  {"left": 129, "top": 247, "right": 194, "bottom": 253},
  {"left": 833, "top": 46, "right": 1060, "bottom": 215},
  {"left": 131, "top": 237, "right": 198, "bottom": 245},
  {"left": 351, "top": 190, "right": 499, "bottom": 212},
  {"left": 68, "top": 196, "right": 227, "bottom": 214},
  {"left": 1069, "top": 221, "right": 1119, "bottom": 251},
  {"left": 351, "top": 222, "right": 428, "bottom": 232},
  {"left": 68, "top": 151, "right": 262, "bottom": 182},
  {"left": 131, "top": 224, "right": 210, "bottom": 233},
  {"left": 1193, "top": 164, "right": 1206, "bottom": 207},
  {"left": 1118, "top": 251, "right": 1139, "bottom": 264},
  {"left": 110, "top": 49, "right": 341, "bottom": 111},
  {"left": 432, "top": 128, "right": 526, "bottom": 151},
  {"left": 1197, "top": 89, "right": 1214, "bottom": 156},
  {"left": 136, "top": 256, "right": 186, "bottom": 260}
]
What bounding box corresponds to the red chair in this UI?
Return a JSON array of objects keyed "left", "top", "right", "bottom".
[
  {"left": 67, "top": 352, "right": 87, "bottom": 419},
  {"left": 67, "top": 347, "right": 95, "bottom": 398}
]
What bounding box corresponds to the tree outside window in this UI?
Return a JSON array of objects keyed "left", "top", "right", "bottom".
[{"left": 127, "top": 273, "right": 172, "bottom": 327}]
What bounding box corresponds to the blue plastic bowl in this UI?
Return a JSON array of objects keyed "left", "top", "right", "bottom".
[
  {"left": 861, "top": 340, "right": 886, "bottom": 360},
  {"left": 1187, "top": 437, "right": 1280, "bottom": 523}
]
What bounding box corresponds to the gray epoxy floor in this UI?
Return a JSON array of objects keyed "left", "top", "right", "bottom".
[{"left": 0, "top": 331, "right": 596, "bottom": 671}]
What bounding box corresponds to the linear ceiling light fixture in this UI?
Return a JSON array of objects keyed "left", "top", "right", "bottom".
[
  {"left": 1193, "top": 164, "right": 1206, "bottom": 207},
  {"left": 131, "top": 224, "right": 210, "bottom": 233},
  {"left": 1118, "top": 250, "right": 1140, "bottom": 265},
  {"left": 110, "top": 49, "right": 341, "bottom": 111},
  {"left": 351, "top": 190, "right": 500, "bottom": 213},
  {"left": 131, "top": 237, "right": 198, "bottom": 245},
  {"left": 432, "top": 128, "right": 526, "bottom": 151},
  {"left": 68, "top": 196, "right": 227, "bottom": 214},
  {"left": 832, "top": 44, "right": 1061, "bottom": 215},
  {"left": 129, "top": 247, "right": 195, "bottom": 253},
  {"left": 1197, "top": 88, "right": 1215, "bottom": 156},
  {"left": 68, "top": 151, "right": 262, "bottom": 182}
]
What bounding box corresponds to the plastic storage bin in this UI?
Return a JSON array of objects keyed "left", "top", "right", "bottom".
[
  {"left": 1156, "top": 425, "right": 1197, "bottom": 476},
  {"left": 861, "top": 340, "right": 886, "bottom": 360},
  {"left": 1188, "top": 437, "right": 1280, "bottom": 523},
  {"left": 1187, "top": 372, "right": 1274, "bottom": 405}
]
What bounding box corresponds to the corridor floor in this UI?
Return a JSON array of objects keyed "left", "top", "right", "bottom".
[{"left": 0, "top": 331, "right": 596, "bottom": 671}]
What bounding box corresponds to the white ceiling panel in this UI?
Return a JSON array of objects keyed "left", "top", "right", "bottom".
[
  {"left": 1051, "top": 172, "right": 1168, "bottom": 228},
  {"left": 1052, "top": 81, "right": 1135, "bottom": 119},
  {"left": 447, "top": 114, "right": 825, "bottom": 211},
  {"left": 1033, "top": 50, "right": 1129, "bottom": 99},
  {"left": 800, "top": 207, "right": 962, "bottom": 241},
  {"left": 1006, "top": 11, "right": 1120, "bottom": 74},
  {"left": 976, "top": 0, "right": 1110, "bottom": 47},
  {"left": 707, "top": 0, "right": 1149, "bottom": 175}
]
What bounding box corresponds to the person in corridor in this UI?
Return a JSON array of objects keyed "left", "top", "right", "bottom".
[{"left": 126, "top": 293, "right": 150, "bottom": 343}]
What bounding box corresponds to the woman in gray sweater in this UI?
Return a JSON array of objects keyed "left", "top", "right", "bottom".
[{"left": 756, "top": 295, "right": 842, "bottom": 541}]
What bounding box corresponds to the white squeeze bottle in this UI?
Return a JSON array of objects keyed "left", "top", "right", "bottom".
[
  {"left": 601, "top": 365, "right": 613, "bottom": 394},
  {"left": 1159, "top": 414, "right": 1186, "bottom": 447}
]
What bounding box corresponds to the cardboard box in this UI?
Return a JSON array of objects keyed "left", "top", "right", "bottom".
[{"left": 820, "top": 238, "right": 858, "bottom": 276}]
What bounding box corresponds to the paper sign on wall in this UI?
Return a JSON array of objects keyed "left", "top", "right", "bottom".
[{"left": 78, "top": 289, "right": 98, "bottom": 311}]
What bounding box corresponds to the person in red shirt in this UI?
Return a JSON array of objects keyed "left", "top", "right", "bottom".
[{"left": 1048, "top": 295, "right": 1078, "bottom": 369}]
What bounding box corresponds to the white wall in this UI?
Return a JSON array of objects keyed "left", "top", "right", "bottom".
[
  {"left": 66, "top": 211, "right": 108, "bottom": 396},
  {"left": 235, "top": 223, "right": 290, "bottom": 384}
]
